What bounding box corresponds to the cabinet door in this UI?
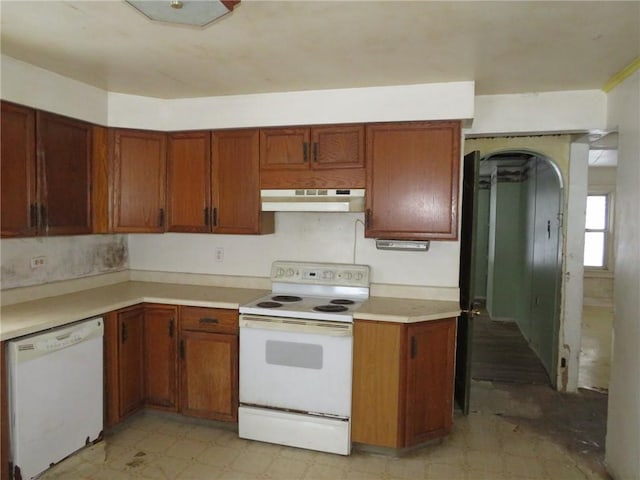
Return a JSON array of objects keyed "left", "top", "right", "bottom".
[
  {"left": 180, "top": 331, "right": 238, "bottom": 422},
  {"left": 310, "top": 124, "right": 364, "bottom": 170},
  {"left": 352, "top": 320, "right": 404, "bottom": 448},
  {"left": 213, "top": 129, "right": 273, "bottom": 234},
  {"left": 1, "top": 102, "right": 37, "bottom": 237},
  {"left": 405, "top": 318, "right": 456, "bottom": 446},
  {"left": 167, "top": 131, "right": 211, "bottom": 233},
  {"left": 118, "top": 306, "right": 145, "bottom": 418},
  {"left": 259, "top": 127, "right": 310, "bottom": 171},
  {"left": 144, "top": 304, "right": 178, "bottom": 410},
  {"left": 112, "top": 129, "right": 167, "bottom": 233},
  {"left": 366, "top": 121, "right": 460, "bottom": 240},
  {"left": 36, "top": 111, "right": 92, "bottom": 235}
]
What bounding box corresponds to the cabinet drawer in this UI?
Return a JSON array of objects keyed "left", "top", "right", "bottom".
[{"left": 180, "top": 306, "right": 238, "bottom": 334}]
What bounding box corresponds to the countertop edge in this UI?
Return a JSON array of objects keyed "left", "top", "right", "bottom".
[
  {"left": 353, "top": 311, "right": 461, "bottom": 323},
  {"left": 1, "top": 281, "right": 461, "bottom": 341}
]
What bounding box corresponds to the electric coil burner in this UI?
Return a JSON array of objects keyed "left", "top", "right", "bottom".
[
  {"left": 238, "top": 261, "right": 370, "bottom": 456},
  {"left": 313, "top": 304, "right": 348, "bottom": 313},
  {"left": 271, "top": 295, "right": 302, "bottom": 302},
  {"left": 256, "top": 301, "right": 282, "bottom": 308}
]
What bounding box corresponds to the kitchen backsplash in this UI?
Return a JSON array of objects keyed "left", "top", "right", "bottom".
[
  {"left": 1, "top": 213, "right": 460, "bottom": 293},
  {"left": 1, "top": 235, "right": 128, "bottom": 289}
]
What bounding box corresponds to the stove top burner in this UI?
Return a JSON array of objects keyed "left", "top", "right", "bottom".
[
  {"left": 271, "top": 295, "right": 303, "bottom": 303},
  {"left": 313, "top": 304, "right": 349, "bottom": 313},
  {"left": 330, "top": 299, "right": 355, "bottom": 305},
  {"left": 257, "top": 301, "right": 283, "bottom": 308}
]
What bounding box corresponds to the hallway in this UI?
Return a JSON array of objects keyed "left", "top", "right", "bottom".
[{"left": 471, "top": 313, "right": 549, "bottom": 385}]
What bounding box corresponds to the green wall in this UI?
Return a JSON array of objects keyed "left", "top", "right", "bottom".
[{"left": 486, "top": 169, "right": 528, "bottom": 321}]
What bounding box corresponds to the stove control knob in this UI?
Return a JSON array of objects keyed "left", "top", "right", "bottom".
[
  {"left": 275, "top": 268, "right": 285, "bottom": 278},
  {"left": 287, "top": 268, "right": 295, "bottom": 278},
  {"left": 355, "top": 272, "right": 364, "bottom": 281},
  {"left": 323, "top": 271, "right": 334, "bottom": 280},
  {"left": 344, "top": 272, "right": 353, "bottom": 280}
]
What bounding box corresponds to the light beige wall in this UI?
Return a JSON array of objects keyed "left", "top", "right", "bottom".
[{"left": 605, "top": 70, "right": 640, "bottom": 480}]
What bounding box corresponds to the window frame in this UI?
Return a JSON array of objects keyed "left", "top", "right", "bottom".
[{"left": 584, "top": 190, "right": 614, "bottom": 271}]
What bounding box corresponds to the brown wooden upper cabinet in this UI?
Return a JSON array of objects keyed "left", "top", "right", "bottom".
[
  {"left": 365, "top": 121, "right": 460, "bottom": 240},
  {"left": 1, "top": 102, "right": 37, "bottom": 237},
  {"left": 166, "top": 129, "right": 273, "bottom": 234},
  {"left": 259, "top": 124, "right": 366, "bottom": 189},
  {"left": 1, "top": 102, "right": 92, "bottom": 237},
  {"left": 111, "top": 128, "right": 167, "bottom": 233}
]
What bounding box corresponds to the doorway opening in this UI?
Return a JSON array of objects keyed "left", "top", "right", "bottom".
[{"left": 470, "top": 149, "right": 563, "bottom": 388}]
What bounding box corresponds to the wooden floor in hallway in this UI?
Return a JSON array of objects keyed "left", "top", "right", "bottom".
[{"left": 471, "top": 313, "right": 550, "bottom": 385}]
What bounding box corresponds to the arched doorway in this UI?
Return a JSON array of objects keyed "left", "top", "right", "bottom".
[{"left": 471, "top": 149, "right": 564, "bottom": 387}]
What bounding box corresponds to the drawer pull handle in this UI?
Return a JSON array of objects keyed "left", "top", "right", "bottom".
[{"left": 200, "top": 317, "right": 219, "bottom": 324}]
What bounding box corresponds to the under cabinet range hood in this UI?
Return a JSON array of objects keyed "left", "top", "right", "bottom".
[{"left": 261, "top": 189, "right": 365, "bottom": 212}]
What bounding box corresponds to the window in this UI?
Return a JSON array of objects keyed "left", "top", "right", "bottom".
[{"left": 584, "top": 194, "right": 610, "bottom": 268}]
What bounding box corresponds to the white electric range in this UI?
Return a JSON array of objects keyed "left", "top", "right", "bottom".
[{"left": 238, "top": 261, "right": 370, "bottom": 455}]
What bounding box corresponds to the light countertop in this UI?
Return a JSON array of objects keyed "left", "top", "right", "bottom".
[
  {"left": 0, "top": 282, "right": 268, "bottom": 341},
  {"left": 1, "top": 281, "right": 460, "bottom": 341},
  {"left": 356, "top": 297, "right": 460, "bottom": 323}
]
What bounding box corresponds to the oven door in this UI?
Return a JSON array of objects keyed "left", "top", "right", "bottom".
[{"left": 239, "top": 314, "right": 352, "bottom": 418}]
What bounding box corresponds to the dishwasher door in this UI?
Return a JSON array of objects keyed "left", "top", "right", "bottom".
[{"left": 8, "top": 317, "right": 104, "bottom": 480}]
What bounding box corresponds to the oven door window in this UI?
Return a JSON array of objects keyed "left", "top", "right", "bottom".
[
  {"left": 265, "top": 340, "right": 323, "bottom": 370},
  {"left": 240, "top": 323, "right": 352, "bottom": 417}
]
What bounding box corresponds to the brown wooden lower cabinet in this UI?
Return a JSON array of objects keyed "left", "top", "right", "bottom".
[
  {"left": 144, "top": 304, "right": 178, "bottom": 411},
  {"left": 117, "top": 305, "right": 145, "bottom": 419},
  {"left": 104, "top": 305, "right": 146, "bottom": 426},
  {"left": 105, "top": 304, "right": 239, "bottom": 427},
  {"left": 179, "top": 306, "right": 238, "bottom": 422},
  {"left": 351, "top": 317, "right": 457, "bottom": 449}
]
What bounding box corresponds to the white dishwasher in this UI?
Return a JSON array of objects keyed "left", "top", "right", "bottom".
[{"left": 7, "top": 317, "right": 104, "bottom": 480}]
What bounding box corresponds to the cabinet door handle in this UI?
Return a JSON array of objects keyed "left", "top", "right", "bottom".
[
  {"left": 365, "top": 209, "right": 372, "bottom": 229},
  {"left": 212, "top": 207, "right": 217, "bottom": 227},
  {"left": 180, "top": 339, "right": 185, "bottom": 360},
  {"left": 121, "top": 323, "right": 128, "bottom": 343},
  {"left": 158, "top": 208, "right": 165, "bottom": 227},
  {"left": 410, "top": 336, "right": 417, "bottom": 359},
  {"left": 313, "top": 142, "right": 318, "bottom": 162},
  {"left": 30, "top": 203, "right": 38, "bottom": 228},
  {"left": 204, "top": 207, "right": 210, "bottom": 226},
  {"left": 168, "top": 318, "right": 175, "bottom": 338},
  {"left": 200, "top": 317, "right": 219, "bottom": 324},
  {"left": 303, "top": 142, "right": 308, "bottom": 163}
]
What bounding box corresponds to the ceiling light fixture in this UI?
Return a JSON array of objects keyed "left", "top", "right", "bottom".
[{"left": 126, "top": 0, "right": 240, "bottom": 27}]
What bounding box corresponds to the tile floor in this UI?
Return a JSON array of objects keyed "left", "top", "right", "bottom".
[
  {"left": 41, "top": 382, "right": 608, "bottom": 480},
  {"left": 578, "top": 305, "right": 613, "bottom": 392}
]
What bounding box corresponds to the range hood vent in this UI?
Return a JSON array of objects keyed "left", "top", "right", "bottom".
[{"left": 261, "top": 189, "right": 365, "bottom": 212}]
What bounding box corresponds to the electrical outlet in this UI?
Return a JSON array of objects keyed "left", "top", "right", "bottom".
[
  {"left": 30, "top": 256, "right": 46, "bottom": 269},
  {"left": 215, "top": 247, "right": 224, "bottom": 263}
]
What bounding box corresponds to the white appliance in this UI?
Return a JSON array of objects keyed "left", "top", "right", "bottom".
[
  {"left": 239, "top": 261, "right": 370, "bottom": 455},
  {"left": 260, "top": 189, "right": 365, "bottom": 212},
  {"left": 7, "top": 317, "right": 104, "bottom": 480}
]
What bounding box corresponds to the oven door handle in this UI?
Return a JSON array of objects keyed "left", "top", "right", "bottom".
[{"left": 240, "top": 315, "right": 352, "bottom": 337}]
